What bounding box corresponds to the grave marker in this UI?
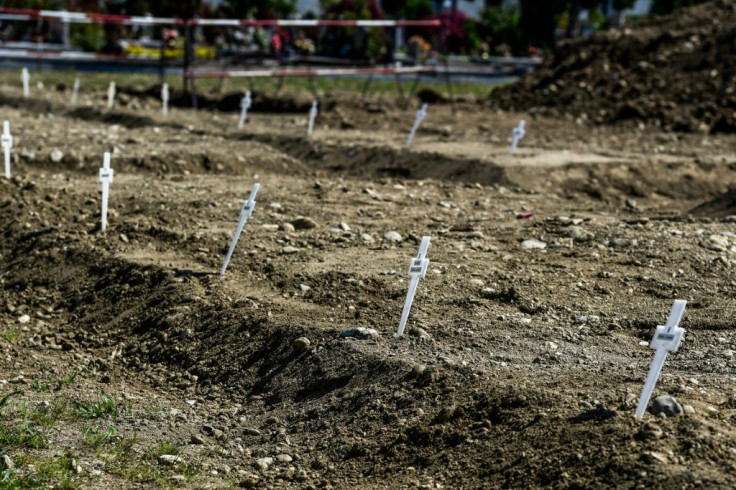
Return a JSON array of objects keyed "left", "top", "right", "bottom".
[
  {"left": 397, "top": 236, "right": 431, "bottom": 337},
  {"left": 509, "top": 119, "right": 526, "bottom": 155},
  {"left": 238, "top": 91, "right": 252, "bottom": 129},
  {"left": 307, "top": 100, "right": 318, "bottom": 136},
  {"left": 635, "top": 300, "right": 687, "bottom": 418},
  {"left": 220, "top": 183, "right": 260, "bottom": 276},
  {"left": 406, "top": 103, "right": 428, "bottom": 147},
  {"left": 161, "top": 83, "right": 169, "bottom": 116},
  {"left": 107, "top": 82, "right": 116, "bottom": 109},
  {"left": 21, "top": 68, "right": 30, "bottom": 98},
  {"left": 1, "top": 121, "right": 12, "bottom": 179},
  {"left": 71, "top": 77, "right": 80, "bottom": 105},
  {"left": 99, "top": 152, "right": 114, "bottom": 232}
]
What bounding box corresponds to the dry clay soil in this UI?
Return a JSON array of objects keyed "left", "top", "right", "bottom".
[{"left": 2, "top": 84, "right": 736, "bottom": 489}]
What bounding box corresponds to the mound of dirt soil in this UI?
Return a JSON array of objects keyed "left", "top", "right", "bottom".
[{"left": 491, "top": 0, "right": 736, "bottom": 133}]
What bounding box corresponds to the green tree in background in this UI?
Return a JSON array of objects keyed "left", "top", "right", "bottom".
[{"left": 381, "top": 0, "right": 433, "bottom": 20}]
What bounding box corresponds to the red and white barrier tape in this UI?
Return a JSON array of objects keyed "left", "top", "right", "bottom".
[
  {"left": 0, "top": 8, "right": 440, "bottom": 27},
  {"left": 187, "top": 65, "right": 437, "bottom": 79},
  {"left": 188, "top": 19, "right": 440, "bottom": 27}
]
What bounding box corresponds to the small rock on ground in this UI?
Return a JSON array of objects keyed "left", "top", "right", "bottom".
[{"left": 651, "top": 395, "right": 683, "bottom": 418}]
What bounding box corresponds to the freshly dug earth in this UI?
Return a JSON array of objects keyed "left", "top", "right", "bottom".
[
  {"left": 492, "top": 0, "right": 736, "bottom": 133},
  {"left": 1, "top": 81, "right": 736, "bottom": 489}
]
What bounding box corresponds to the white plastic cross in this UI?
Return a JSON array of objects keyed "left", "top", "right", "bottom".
[
  {"left": 1, "top": 121, "right": 12, "bottom": 179},
  {"left": 71, "top": 77, "right": 80, "bottom": 105},
  {"left": 509, "top": 119, "right": 526, "bottom": 155},
  {"left": 107, "top": 82, "right": 116, "bottom": 109},
  {"left": 99, "top": 152, "right": 114, "bottom": 232},
  {"left": 307, "top": 100, "right": 318, "bottom": 136},
  {"left": 21, "top": 68, "right": 30, "bottom": 98},
  {"left": 634, "top": 299, "right": 687, "bottom": 418},
  {"left": 406, "top": 103, "right": 428, "bottom": 147},
  {"left": 220, "top": 183, "right": 260, "bottom": 276},
  {"left": 397, "top": 236, "right": 431, "bottom": 337},
  {"left": 238, "top": 91, "right": 252, "bottom": 129},
  {"left": 161, "top": 83, "right": 169, "bottom": 116}
]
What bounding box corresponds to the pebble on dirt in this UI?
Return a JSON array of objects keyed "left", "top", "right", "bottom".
[
  {"left": 383, "top": 231, "right": 402, "bottom": 242},
  {"left": 520, "top": 239, "right": 546, "bottom": 250},
  {"left": 292, "top": 337, "right": 311, "bottom": 352},
  {"left": 340, "top": 327, "right": 379, "bottom": 339},
  {"left": 651, "top": 395, "right": 684, "bottom": 418},
  {"left": 290, "top": 217, "right": 318, "bottom": 230}
]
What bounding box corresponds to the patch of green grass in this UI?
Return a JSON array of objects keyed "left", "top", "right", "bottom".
[
  {"left": 35, "top": 455, "right": 77, "bottom": 488},
  {"left": 28, "top": 399, "right": 67, "bottom": 429},
  {"left": 82, "top": 425, "right": 118, "bottom": 448},
  {"left": 74, "top": 392, "right": 119, "bottom": 420},
  {"left": 0, "top": 469, "right": 45, "bottom": 489},
  {"left": 54, "top": 371, "right": 80, "bottom": 392},
  {"left": 0, "top": 423, "right": 48, "bottom": 450},
  {"left": 29, "top": 381, "right": 49, "bottom": 393},
  {"left": 0, "top": 391, "right": 20, "bottom": 412},
  {"left": 1, "top": 332, "right": 16, "bottom": 343}
]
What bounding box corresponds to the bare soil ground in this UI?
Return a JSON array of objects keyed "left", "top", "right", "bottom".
[{"left": 1, "top": 81, "right": 736, "bottom": 489}]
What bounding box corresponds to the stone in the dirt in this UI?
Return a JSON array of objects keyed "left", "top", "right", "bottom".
[
  {"left": 383, "top": 231, "right": 402, "bottom": 242},
  {"left": 292, "top": 337, "right": 311, "bottom": 352},
  {"left": 565, "top": 226, "right": 594, "bottom": 243},
  {"left": 275, "top": 454, "right": 293, "bottom": 464},
  {"left": 1, "top": 455, "right": 13, "bottom": 470},
  {"left": 520, "top": 239, "right": 546, "bottom": 250},
  {"left": 290, "top": 217, "right": 318, "bottom": 230},
  {"left": 254, "top": 457, "right": 273, "bottom": 471},
  {"left": 340, "top": 327, "right": 379, "bottom": 340},
  {"left": 282, "top": 246, "right": 299, "bottom": 254},
  {"left": 158, "top": 455, "right": 183, "bottom": 465},
  {"left": 638, "top": 423, "right": 663, "bottom": 440},
  {"left": 190, "top": 434, "right": 206, "bottom": 445},
  {"left": 651, "top": 395, "right": 683, "bottom": 418},
  {"left": 708, "top": 234, "right": 729, "bottom": 252},
  {"left": 238, "top": 473, "right": 261, "bottom": 488},
  {"left": 279, "top": 223, "right": 295, "bottom": 233},
  {"left": 243, "top": 428, "right": 261, "bottom": 436},
  {"left": 338, "top": 222, "right": 350, "bottom": 231},
  {"left": 434, "top": 405, "right": 458, "bottom": 423},
  {"left": 408, "top": 327, "right": 432, "bottom": 340},
  {"left": 18, "top": 314, "right": 30, "bottom": 324},
  {"left": 360, "top": 233, "right": 375, "bottom": 243},
  {"left": 641, "top": 451, "right": 668, "bottom": 464},
  {"left": 50, "top": 150, "right": 64, "bottom": 163},
  {"left": 299, "top": 284, "right": 311, "bottom": 292}
]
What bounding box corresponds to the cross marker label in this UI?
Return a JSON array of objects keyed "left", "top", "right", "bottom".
[
  {"left": 634, "top": 299, "right": 687, "bottom": 418},
  {"left": 220, "top": 183, "right": 260, "bottom": 276},
  {"left": 406, "top": 103, "right": 428, "bottom": 147},
  {"left": 397, "top": 236, "right": 431, "bottom": 337},
  {"left": 1, "top": 121, "right": 12, "bottom": 179}
]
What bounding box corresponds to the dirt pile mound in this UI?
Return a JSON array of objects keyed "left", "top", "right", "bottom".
[{"left": 492, "top": 0, "right": 736, "bottom": 133}]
